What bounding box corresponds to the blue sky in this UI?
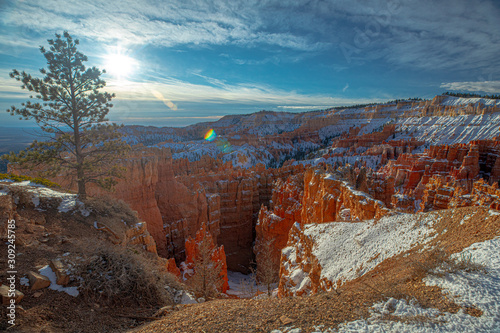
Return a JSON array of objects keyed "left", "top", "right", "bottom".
[{"left": 1, "top": 0, "right": 499, "bottom": 127}]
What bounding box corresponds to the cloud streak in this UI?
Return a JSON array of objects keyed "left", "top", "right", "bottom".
[
  {"left": 104, "top": 75, "right": 386, "bottom": 108},
  {"left": 440, "top": 81, "right": 500, "bottom": 94},
  {"left": 0, "top": 0, "right": 323, "bottom": 51}
]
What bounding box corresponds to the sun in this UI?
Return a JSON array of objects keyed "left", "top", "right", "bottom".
[{"left": 103, "top": 49, "right": 137, "bottom": 82}]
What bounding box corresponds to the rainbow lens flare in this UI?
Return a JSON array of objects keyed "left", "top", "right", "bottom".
[{"left": 204, "top": 129, "right": 217, "bottom": 141}]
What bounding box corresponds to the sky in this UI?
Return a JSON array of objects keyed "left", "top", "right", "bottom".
[{"left": 0, "top": 0, "right": 499, "bottom": 127}]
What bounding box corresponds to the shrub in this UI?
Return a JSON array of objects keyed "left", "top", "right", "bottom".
[
  {"left": 0, "top": 173, "right": 60, "bottom": 188},
  {"left": 77, "top": 243, "right": 182, "bottom": 307}
]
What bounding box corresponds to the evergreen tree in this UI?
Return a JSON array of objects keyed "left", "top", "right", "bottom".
[
  {"left": 4, "top": 32, "right": 129, "bottom": 199},
  {"left": 255, "top": 238, "right": 280, "bottom": 297},
  {"left": 187, "top": 226, "right": 226, "bottom": 299}
]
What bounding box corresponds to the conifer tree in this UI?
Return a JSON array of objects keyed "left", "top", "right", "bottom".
[
  {"left": 5, "top": 32, "right": 129, "bottom": 199},
  {"left": 255, "top": 238, "right": 280, "bottom": 297},
  {"left": 185, "top": 225, "right": 228, "bottom": 299}
]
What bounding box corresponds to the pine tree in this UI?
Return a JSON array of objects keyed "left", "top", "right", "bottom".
[
  {"left": 255, "top": 238, "right": 280, "bottom": 297},
  {"left": 5, "top": 32, "right": 129, "bottom": 199},
  {"left": 185, "top": 225, "right": 228, "bottom": 299}
]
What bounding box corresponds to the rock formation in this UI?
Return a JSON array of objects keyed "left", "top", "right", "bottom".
[
  {"left": 182, "top": 224, "right": 229, "bottom": 293},
  {"left": 302, "top": 169, "right": 389, "bottom": 223},
  {"left": 255, "top": 173, "right": 304, "bottom": 279},
  {"left": 278, "top": 223, "right": 322, "bottom": 297}
]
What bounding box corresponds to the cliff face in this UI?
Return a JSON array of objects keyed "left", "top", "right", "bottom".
[
  {"left": 160, "top": 170, "right": 260, "bottom": 271},
  {"left": 278, "top": 222, "right": 322, "bottom": 297},
  {"left": 254, "top": 168, "right": 392, "bottom": 296},
  {"left": 85, "top": 148, "right": 169, "bottom": 256},
  {"left": 302, "top": 169, "right": 390, "bottom": 224},
  {"left": 255, "top": 173, "right": 304, "bottom": 278}
]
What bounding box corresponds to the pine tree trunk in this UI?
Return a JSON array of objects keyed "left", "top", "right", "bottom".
[{"left": 77, "top": 173, "right": 86, "bottom": 201}]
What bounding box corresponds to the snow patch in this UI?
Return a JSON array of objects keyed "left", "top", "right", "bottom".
[{"left": 38, "top": 265, "right": 79, "bottom": 297}]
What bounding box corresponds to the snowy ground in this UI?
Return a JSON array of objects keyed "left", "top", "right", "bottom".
[
  {"left": 335, "top": 236, "right": 500, "bottom": 332},
  {"left": 272, "top": 235, "right": 500, "bottom": 333},
  {"left": 226, "top": 271, "right": 278, "bottom": 298}
]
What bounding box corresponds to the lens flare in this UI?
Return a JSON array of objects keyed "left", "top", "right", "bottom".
[
  {"left": 204, "top": 129, "right": 217, "bottom": 141},
  {"left": 216, "top": 139, "right": 231, "bottom": 153}
]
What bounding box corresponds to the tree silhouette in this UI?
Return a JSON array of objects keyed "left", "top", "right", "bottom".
[{"left": 5, "top": 32, "right": 129, "bottom": 199}]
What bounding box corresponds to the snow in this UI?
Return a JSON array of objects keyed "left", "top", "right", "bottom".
[
  {"left": 441, "top": 96, "right": 500, "bottom": 107},
  {"left": 179, "top": 291, "right": 197, "bottom": 304},
  {"left": 38, "top": 265, "right": 79, "bottom": 297},
  {"left": 335, "top": 236, "right": 500, "bottom": 332},
  {"left": 284, "top": 212, "right": 438, "bottom": 293},
  {"left": 3, "top": 181, "right": 90, "bottom": 216},
  {"left": 395, "top": 113, "right": 500, "bottom": 146},
  {"left": 226, "top": 271, "right": 277, "bottom": 298},
  {"left": 271, "top": 327, "right": 304, "bottom": 333}
]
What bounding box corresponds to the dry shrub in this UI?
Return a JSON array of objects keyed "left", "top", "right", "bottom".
[
  {"left": 77, "top": 242, "right": 182, "bottom": 307},
  {"left": 411, "top": 247, "right": 450, "bottom": 279},
  {"left": 84, "top": 195, "right": 138, "bottom": 224},
  {"left": 80, "top": 195, "right": 141, "bottom": 240},
  {"left": 450, "top": 252, "right": 488, "bottom": 274},
  {"left": 411, "top": 247, "right": 487, "bottom": 279}
]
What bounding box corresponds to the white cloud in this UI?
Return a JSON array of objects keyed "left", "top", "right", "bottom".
[
  {"left": 2, "top": 0, "right": 499, "bottom": 72},
  {"left": 440, "top": 81, "right": 500, "bottom": 93},
  {"left": 0, "top": 0, "right": 322, "bottom": 51},
  {"left": 105, "top": 74, "right": 386, "bottom": 107},
  {"left": 333, "top": 0, "right": 500, "bottom": 70}
]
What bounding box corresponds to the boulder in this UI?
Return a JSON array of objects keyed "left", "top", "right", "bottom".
[
  {"left": 28, "top": 271, "right": 51, "bottom": 290},
  {"left": 49, "top": 259, "right": 69, "bottom": 286},
  {"left": 0, "top": 285, "right": 24, "bottom": 305}
]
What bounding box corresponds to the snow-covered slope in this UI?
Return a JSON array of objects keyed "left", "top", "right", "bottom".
[
  {"left": 395, "top": 113, "right": 500, "bottom": 146},
  {"left": 337, "top": 236, "right": 500, "bottom": 332},
  {"left": 281, "top": 212, "right": 439, "bottom": 294}
]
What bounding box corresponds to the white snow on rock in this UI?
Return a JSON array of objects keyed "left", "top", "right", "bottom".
[
  {"left": 284, "top": 212, "right": 438, "bottom": 293},
  {"left": 3, "top": 181, "right": 90, "bottom": 216},
  {"left": 179, "top": 291, "right": 197, "bottom": 305},
  {"left": 395, "top": 113, "right": 500, "bottom": 146},
  {"left": 38, "top": 265, "right": 79, "bottom": 297}
]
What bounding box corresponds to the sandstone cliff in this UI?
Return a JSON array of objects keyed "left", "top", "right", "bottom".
[{"left": 255, "top": 173, "right": 304, "bottom": 279}]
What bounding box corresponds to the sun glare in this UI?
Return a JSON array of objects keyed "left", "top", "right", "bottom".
[{"left": 103, "top": 49, "right": 137, "bottom": 82}]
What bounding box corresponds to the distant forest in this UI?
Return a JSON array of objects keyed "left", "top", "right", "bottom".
[
  {"left": 443, "top": 92, "right": 500, "bottom": 99},
  {"left": 327, "top": 97, "right": 423, "bottom": 111}
]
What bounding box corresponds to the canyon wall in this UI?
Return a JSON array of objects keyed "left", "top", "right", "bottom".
[
  {"left": 255, "top": 173, "right": 304, "bottom": 277},
  {"left": 77, "top": 147, "right": 305, "bottom": 272}
]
